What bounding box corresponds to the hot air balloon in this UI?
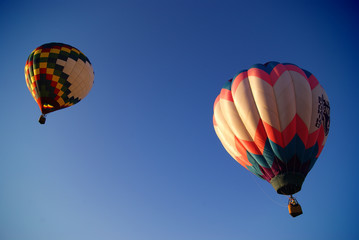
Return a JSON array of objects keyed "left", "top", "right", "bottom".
[
  {"left": 213, "top": 61, "right": 330, "bottom": 217},
  {"left": 25, "top": 42, "right": 94, "bottom": 124}
]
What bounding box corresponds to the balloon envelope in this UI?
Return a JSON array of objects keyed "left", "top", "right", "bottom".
[
  {"left": 213, "top": 62, "right": 330, "bottom": 195},
  {"left": 25, "top": 42, "right": 94, "bottom": 116}
]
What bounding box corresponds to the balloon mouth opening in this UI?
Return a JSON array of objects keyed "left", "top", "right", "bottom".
[
  {"left": 37, "top": 97, "right": 61, "bottom": 114},
  {"left": 270, "top": 173, "right": 305, "bottom": 195}
]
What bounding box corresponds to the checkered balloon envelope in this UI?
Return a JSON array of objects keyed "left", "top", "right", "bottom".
[{"left": 25, "top": 42, "right": 94, "bottom": 124}]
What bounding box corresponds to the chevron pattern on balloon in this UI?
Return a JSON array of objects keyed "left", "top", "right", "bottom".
[{"left": 213, "top": 61, "right": 330, "bottom": 193}]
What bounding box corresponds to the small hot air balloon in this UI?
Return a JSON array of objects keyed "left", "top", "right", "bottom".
[
  {"left": 25, "top": 42, "right": 94, "bottom": 124},
  {"left": 213, "top": 61, "right": 330, "bottom": 217}
]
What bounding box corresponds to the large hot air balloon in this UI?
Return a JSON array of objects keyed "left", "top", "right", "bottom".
[
  {"left": 213, "top": 61, "right": 330, "bottom": 217},
  {"left": 25, "top": 42, "right": 94, "bottom": 124}
]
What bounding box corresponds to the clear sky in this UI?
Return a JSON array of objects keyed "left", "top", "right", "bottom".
[{"left": 0, "top": 0, "right": 358, "bottom": 239}]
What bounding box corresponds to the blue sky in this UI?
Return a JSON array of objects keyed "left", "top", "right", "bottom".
[{"left": 0, "top": 0, "right": 358, "bottom": 239}]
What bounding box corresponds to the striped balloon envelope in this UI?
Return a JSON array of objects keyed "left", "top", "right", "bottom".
[
  {"left": 213, "top": 61, "right": 330, "bottom": 196},
  {"left": 25, "top": 42, "right": 94, "bottom": 124}
]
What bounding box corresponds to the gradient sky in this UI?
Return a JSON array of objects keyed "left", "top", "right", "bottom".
[{"left": 1, "top": 0, "right": 358, "bottom": 239}]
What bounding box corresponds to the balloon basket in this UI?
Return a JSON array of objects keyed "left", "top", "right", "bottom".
[
  {"left": 288, "top": 196, "right": 303, "bottom": 217},
  {"left": 39, "top": 115, "right": 46, "bottom": 124}
]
